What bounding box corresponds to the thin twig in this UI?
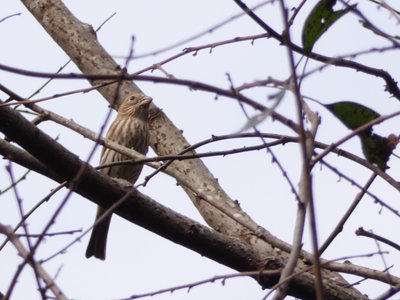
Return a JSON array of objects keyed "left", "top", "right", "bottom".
[
  {"left": 0, "top": 223, "right": 67, "bottom": 300},
  {"left": 0, "top": 13, "right": 21, "bottom": 23},
  {"left": 42, "top": 188, "right": 135, "bottom": 263},
  {"left": 129, "top": 33, "right": 270, "bottom": 76},
  {"left": 0, "top": 182, "right": 67, "bottom": 252},
  {"left": 356, "top": 227, "right": 400, "bottom": 252},
  {"left": 132, "top": 0, "right": 273, "bottom": 58},
  {"left": 319, "top": 173, "right": 378, "bottom": 256},
  {"left": 5, "top": 164, "right": 46, "bottom": 299},
  {"left": 272, "top": 1, "right": 323, "bottom": 298},
  {"left": 232, "top": 0, "right": 400, "bottom": 99},
  {"left": 0, "top": 168, "right": 30, "bottom": 195},
  {"left": 321, "top": 160, "right": 399, "bottom": 216}
]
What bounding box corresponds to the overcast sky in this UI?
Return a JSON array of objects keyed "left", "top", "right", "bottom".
[{"left": 1, "top": 1, "right": 400, "bottom": 299}]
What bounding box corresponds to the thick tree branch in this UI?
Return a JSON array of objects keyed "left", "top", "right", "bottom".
[
  {"left": 0, "top": 98, "right": 376, "bottom": 300},
  {"left": 0, "top": 100, "right": 360, "bottom": 300},
  {"left": 0, "top": 139, "right": 62, "bottom": 182},
  {"left": 1, "top": 117, "right": 399, "bottom": 290},
  {"left": 18, "top": 0, "right": 279, "bottom": 245}
]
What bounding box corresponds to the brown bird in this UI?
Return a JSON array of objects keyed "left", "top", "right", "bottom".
[{"left": 86, "top": 94, "right": 152, "bottom": 260}]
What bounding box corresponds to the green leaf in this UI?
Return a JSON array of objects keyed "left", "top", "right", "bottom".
[
  {"left": 302, "top": 0, "right": 356, "bottom": 52},
  {"left": 323, "top": 101, "right": 398, "bottom": 170},
  {"left": 325, "top": 101, "right": 380, "bottom": 132},
  {"left": 360, "top": 133, "right": 398, "bottom": 170}
]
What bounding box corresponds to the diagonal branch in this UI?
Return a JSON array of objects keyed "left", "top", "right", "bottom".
[
  {"left": 0, "top": 95, "right": 376, "bottom": 300},
  {"left": 17, "top": 0, "right": 291, "bottom": 267}
]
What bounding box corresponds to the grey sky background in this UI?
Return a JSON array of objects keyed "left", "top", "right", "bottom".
[{"left": 1, "top": 1, "right": 399, "bottom": 299}]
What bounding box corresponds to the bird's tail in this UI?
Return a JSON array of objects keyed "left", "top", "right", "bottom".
[{"left": 86, "top": 207, "right": 112, "bottom": 260}]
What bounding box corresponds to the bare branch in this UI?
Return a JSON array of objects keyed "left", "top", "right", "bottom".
[{"left": 0, "top": 224, "right": 67, "bottom": 300}]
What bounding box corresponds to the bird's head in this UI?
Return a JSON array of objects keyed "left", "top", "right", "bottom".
[{"left": 118, "top": 94, "right": 152, "bottom": 119}]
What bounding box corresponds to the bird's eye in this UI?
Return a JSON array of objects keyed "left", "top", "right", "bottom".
[{"left": 129, "top": 95, "right": 136, "bottom": 101}]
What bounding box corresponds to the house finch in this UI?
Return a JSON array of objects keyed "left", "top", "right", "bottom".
[{"left": 85, "top": 94, "right": 152, "bottom": 260}]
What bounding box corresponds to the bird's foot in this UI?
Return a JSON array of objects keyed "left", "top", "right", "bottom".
[{"left": 111, "top": 177, "right": 133, "bottom": 188}]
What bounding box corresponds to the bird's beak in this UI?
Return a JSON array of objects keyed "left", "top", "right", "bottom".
[{"left": 140, "top": 96, "right": 153, "bottom": 107}]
